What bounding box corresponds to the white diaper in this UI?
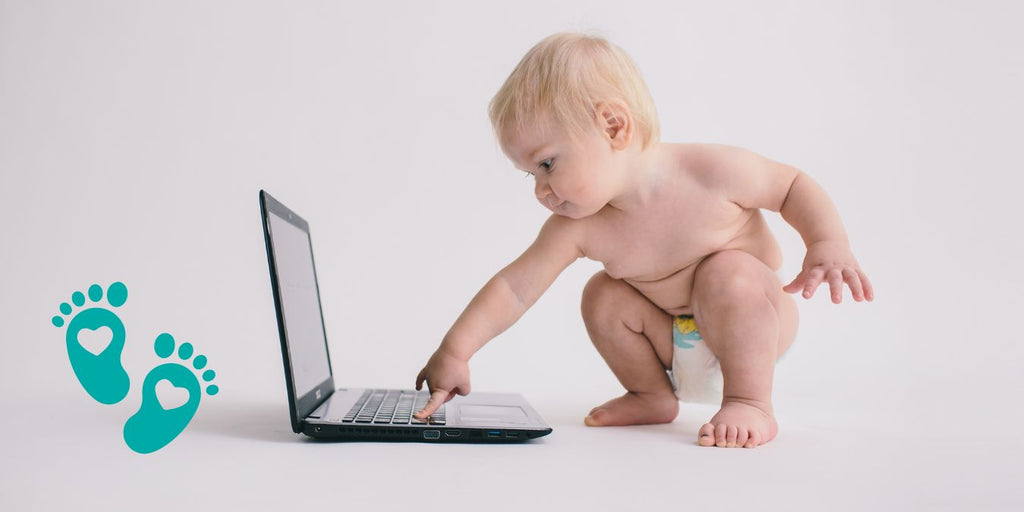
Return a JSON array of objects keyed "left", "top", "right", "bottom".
[{"left": 668, "top": 315, "right": 724, "bottom": 405}]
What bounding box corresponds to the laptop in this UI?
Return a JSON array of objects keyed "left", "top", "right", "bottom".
[{"left": 260, "top": 190, "right": 552, "bottom": 442}]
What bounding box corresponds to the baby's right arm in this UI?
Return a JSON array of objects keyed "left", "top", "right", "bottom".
[{"left": 414, "top": 214, "right": 583, "bottom": 418}]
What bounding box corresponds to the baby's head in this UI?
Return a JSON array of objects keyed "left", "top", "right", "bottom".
[{"left": 489, "top": 32, "right": 660, "bottom": 156}]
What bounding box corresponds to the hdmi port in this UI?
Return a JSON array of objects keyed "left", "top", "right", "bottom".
[{"left": 445, "top": 430, "right": 462, "bottom": 437}]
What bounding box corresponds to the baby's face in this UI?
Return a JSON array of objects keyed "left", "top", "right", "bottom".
[{"left": 501, "top": 116, "right": 621, "bottom": 219}]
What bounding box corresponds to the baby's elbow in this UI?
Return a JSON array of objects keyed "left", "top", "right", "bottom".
[
  {"left": 494, "top": 269, "right": 533, "bottom": 312},
  {"left": 777, "top": 169, "right": 805, "bottom": 212}
]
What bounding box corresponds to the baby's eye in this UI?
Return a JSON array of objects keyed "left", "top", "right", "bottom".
[{"left": 539, "top": 158, "right": 554, "bottom": 173}]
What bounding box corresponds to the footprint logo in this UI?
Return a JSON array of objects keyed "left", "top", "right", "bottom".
[
  {"left": 51, "top": 283, "right": 131, "bottom": 404},
  {"left": 123, "top": 333, "right": 219, "bottom": 454}
]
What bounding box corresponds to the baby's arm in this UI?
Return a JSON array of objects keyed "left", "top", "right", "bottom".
[
  {"left": 414, "top": 214, "right": 584, "bottom": 418},
  {"left": 697, "top": 144, "right": 873, "bottom": 303}
]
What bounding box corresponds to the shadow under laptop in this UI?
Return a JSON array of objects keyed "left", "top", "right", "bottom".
[{"left": 187, "top": 400, "right": 299, "bottom": 443}]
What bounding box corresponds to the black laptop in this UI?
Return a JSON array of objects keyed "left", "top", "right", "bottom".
[{"left": 260, "top": 190, "right": 552, "bottom": 442}]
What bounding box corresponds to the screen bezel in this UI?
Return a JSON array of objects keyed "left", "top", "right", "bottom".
[{"left": 260, "top": 190, "right": 335, "bottom": 433}]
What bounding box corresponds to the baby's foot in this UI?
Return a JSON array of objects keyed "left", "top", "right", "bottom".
[
  {"left": 123, "top": 333, "right": 219, "bottom": 454},
  {"left": 698, "top": 400, "right": 777, "bottom": 448},
  {"left": 584, "top": 391, "right": 679, "bottom": 426},
  {"left": 51, "top": 282, "right": 130, "bottom": 404}
]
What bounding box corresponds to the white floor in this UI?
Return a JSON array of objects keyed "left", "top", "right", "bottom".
[{"left": 3, "top": 389, "right": 1020, "bottom": 511}]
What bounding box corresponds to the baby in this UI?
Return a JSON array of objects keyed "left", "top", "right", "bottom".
[{"left": 414, "top": 32, "right": 873, "bottom": 448}]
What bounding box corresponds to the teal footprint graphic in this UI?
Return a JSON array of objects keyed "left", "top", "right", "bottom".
[
  {"left": 123, "top": 333, "right": 219, "bottom": 454},
  {"left": 51, "top": 282, "right": 131, "bottom": 404}
]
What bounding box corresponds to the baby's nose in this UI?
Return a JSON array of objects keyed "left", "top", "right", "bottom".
[{"left": 534, "top": 179, "right": 551, "bottom": 201}]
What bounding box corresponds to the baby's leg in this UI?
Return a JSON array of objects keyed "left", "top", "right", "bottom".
[
  {"left": 691, "top": 250, "right": 798, "bottom": 448},
  {"left": 580, "top": 271, "right": 679, "bottom": 426}
]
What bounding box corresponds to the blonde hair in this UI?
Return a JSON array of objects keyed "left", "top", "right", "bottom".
[{"left": 489, "top": 32, "right": 660, "bottom": 150}]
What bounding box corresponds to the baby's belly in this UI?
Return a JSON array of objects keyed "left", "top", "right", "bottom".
[
  {"left": 621, "top": 245, "right": 782, "bottom": 317},
  {"left": 624, "top": 264, "right": 701, "bottom": 316},
  {"left": 602, "top": 209, "right": 782, "bottom": 316}
]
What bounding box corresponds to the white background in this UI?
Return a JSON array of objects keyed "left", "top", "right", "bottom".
[{"left": 2, "top": 0, "right": 1022, "bottom": 510}]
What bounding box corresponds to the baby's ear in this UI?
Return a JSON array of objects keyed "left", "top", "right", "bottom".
[{"left": 595, "top": 101, "right": 632, "bottom": 149}]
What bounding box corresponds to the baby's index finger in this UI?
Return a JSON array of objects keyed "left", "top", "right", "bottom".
[{"left": 414, "top": 389, "right": 449, "bottom": 419}]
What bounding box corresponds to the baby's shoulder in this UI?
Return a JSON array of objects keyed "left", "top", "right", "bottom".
[
  {"left": 670, "top": 141, "right": 738, "bottom": 171},
  {"left": 667, "top": 142, "right": 756, "bottom": 189}
]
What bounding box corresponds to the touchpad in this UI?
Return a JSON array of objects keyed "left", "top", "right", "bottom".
[{"left": 458, "top": 405, "right": 529, "bottom": 425}]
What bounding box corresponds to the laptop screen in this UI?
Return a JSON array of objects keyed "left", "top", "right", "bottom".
[{"left": 266, "top": 209, "right": 332, "bottom": 399}]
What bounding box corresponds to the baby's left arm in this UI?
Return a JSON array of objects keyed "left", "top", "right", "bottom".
[{"left": 697, "top": 144, "right": 873, "bottom": 304}]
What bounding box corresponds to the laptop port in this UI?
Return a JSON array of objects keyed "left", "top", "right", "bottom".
[
  {"left": 423, "top": 430, "right": 441, "bottom": 440},
  {"left": 487, "top": 430, "right": 502, "bottom": 438},
  {"left": 445, "top": 430, "right": 462, "bottom": 437},
  {"left": 505, "top": 432, "right": 519, "bottom": 439}
]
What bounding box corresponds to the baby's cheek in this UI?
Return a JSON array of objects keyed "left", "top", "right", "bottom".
[{"left": 571, "top": 180, "right": 591, "bottom": 198}]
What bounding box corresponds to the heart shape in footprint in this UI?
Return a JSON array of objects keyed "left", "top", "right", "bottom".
[
  {"left": 77, "top": 326, "right": 113, "bottom": 356},
  {"left": 155, "top": 379, "right": 190, "bottom": 410}
]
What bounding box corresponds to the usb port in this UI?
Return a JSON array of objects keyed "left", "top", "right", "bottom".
[
  {"left": 423, "top": 430, "right": 441, "bottom": 440},
  {"left": 505, "top": 432, "right": 519, "bottom": 439},
  {"left": 487, "top": 430, "right": 502, "bottom": 438},
  {"left": 445, "top": 430, "right": 462, "bottom": 437}
]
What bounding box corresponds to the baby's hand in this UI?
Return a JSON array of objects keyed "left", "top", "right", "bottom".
[
  {"left": 414, "top": 348, "right": 472, "bottom": 419},
  {"left": 783, "top": 240, "right": 874, "bottom": 303}
]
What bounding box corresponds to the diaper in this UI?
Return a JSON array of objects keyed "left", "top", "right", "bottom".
[{"left": 668, "top": 315, "right": 724, "bottom": 405}]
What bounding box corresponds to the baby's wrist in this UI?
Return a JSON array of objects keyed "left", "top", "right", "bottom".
[
  {"left": 438, "top": 339, "right": 473, "bottom": 362},
  {"left": 805, "top": 237, "right": 850, "bottom": 250}
]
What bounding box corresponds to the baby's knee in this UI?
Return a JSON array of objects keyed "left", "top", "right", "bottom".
[
  {"left": 581, "top": 271, "right": 636, "bottom": 331},
  {"left": 581, "top": 271, "right": 617, "bottom": 320},
  {"left": 695, "top": 251, "right": 777, "bottom": 304}
]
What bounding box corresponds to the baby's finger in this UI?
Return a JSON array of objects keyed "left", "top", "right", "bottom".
[
  {"left": 802, "top": 268, "right": 825, "bottom": 298},
  {"left": 414, "top": 389, "right": 449, "bottom": 419},
  {"left": 827, "top": 268, "right": 843, "bottom": 304},
  {"left": 858, "top": 269, "right": 875, "bottom": 301},
  {"left": 415, "top": 370, "right": 425, "bottom": 391},
  {"left": 783, "top": 272, "right": 806, "bottom": 293},
  {"left": 843, "top": 268, "right": 865, "bottom": 301}
]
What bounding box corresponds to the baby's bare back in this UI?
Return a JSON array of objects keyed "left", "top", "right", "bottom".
[{"left": 579, "top": 143, "right": 782, "bottom": 316}]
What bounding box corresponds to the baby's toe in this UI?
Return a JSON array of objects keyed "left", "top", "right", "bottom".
[
  {"left": 736, "top": 429, "right": 749, "bottom": 448},
  {"left": 583, "top": 408, "right": 605, "bottom": 426},
  {"left": 744, "top": 431, "right": 761, "bottom": 448},
  {"left": 715, "top": 424, "right": 729, "bottom": 447},
  {"left": 726, "top": 426, "right": 739, "bottom": 447},
  {"left": 698, "top": 424, "right": 716, "bottom": 446}
]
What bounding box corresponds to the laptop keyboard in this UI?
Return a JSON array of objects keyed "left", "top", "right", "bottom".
[{"left": 342, "top": 389, "right": 446, "bottom": 425}]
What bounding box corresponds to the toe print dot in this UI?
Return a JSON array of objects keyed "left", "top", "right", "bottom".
[
  {"left": 202, "top": 370, "right": 215, "bottom": 382},
  {"left": 59, "top": 303, "right": 72, "bottom": 315},
  {"left": 107, "top": 282, "right": 127, "bottom": 307},
  {"left": 72, "top": 292, "right": 85, "bottom": 307},
  {"left": 155, "top": 333, "right": 175, "bottom": 358},
  {"left": 192, "top": 355, "right": 207, "bottom": 369},
  {"left": 88, "top": 284, "right": 102, "bottom": 302},
  {"left": 207, "top": 385, "right": 219, "bottom": 396},
  {"left": 178, "top": 343, "right": 194, "bottom": 359},
  {"left": 52, "top": 316, "right": 64, "bottom": 327}
]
